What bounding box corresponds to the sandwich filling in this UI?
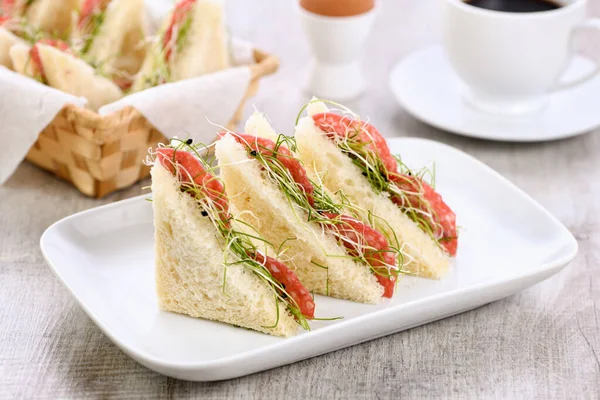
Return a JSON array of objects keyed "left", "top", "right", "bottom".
[
  {"left": 221, "top": 132, "right": 399, "bottom": 298},
  {"left": 77, "top": 0, "right": 110, "bottom": 54},
  {"left": 1, "top": 0, "right": 35, "bottom": 36},
  {"left": 153, "top": 142, "right": 315, "bottom": 327},
  {"left": 30, "top": 39, "right": 71, "bottom": 84},
  {"left": 162, "top": 0, "right": 195, "bottom": 63},
  {"left": 75, "top": 0, "right": 134, "bottom": 91},
  {"left": 143, "top": 0, "right": 195, "bottom": 88},
  {"left": 309, "top": 111, "right": 458, "bottom": 256},
  {"left": 1, "top": 11, "right": 41, "bottom": 44}
]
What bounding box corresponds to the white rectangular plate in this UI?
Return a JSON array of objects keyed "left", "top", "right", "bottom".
[{"left": 40, "top": 138, "right": 577, "bottom": 381}]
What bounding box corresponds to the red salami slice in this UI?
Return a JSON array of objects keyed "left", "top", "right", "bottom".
[
  {"left": 163, "top": 0, "right": 196, "bottom": 62},
  {"left": 312, "top": 112, "right": 398, "bottom": 174},
  {"left": 1, "top": 0, "right": 17, "bottom": 16},
  {"left": 156, "top": 147, "right": 230, "bottom": 224},
  {"left": 321, "top": 212, "right": 397, "bottom": 298},
  {"left": 389, "top": 174, "right": 457, "bottom": 256},
  {"left": 253, "top": 252, "right": 315, "bottom": 319},
  {"left": 223, "top": 132, "right": 316, "bottom": 207}
]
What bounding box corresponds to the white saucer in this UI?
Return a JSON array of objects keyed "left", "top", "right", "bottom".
[{"left": 389, "top": 46, "right": 600, "bottom": 142}]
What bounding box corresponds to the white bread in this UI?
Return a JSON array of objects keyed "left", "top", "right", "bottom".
[
  {"left": 130, "top": 46, "right": 156, "bottom": 91},
  {"left": 169, "top": 0, "right": 229, "bottom": 81},
  {"left": 74, "top": 0, "right": 146, "bottom": 75},
  {"left": 132, "top": 0, "right": 229, "bottom": 91},
  {"left": 215, "top": 133, "right": 384, "bottom": 304},
  {"left": 113, "top": 24, "right": 146, "bottom": 75},
  {"left": 10, "top": 43, "right": 123, "bottom": 111},
  {"left": 0, "top": 28, "right": 25, "bottom": 69},
  {"left": 9, "top": 44, "right": 36, "bottom": 77},
  {"left": 244, "top": 111, "right": 280, "bottom": 142},
  {"left": 25, "top": 0, "right": 79, "bottom": 36},
  {"left": 306, "top": 98, "right": 329, "bottom": 115},
  {"left": 294, "top": 110, "right": 451, "bottom": 279},
  {"left": 151, "top": 162, "right": 298, "bottom": 337}
]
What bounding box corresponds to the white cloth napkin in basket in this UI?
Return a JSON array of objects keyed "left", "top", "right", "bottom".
[{"left": 0, "top": 38, "right": 255, "bottom": 185}]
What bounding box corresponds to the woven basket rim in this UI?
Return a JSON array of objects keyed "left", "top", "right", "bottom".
[{"left": 26, "top": 48, "right": 279, "bottom": 198}]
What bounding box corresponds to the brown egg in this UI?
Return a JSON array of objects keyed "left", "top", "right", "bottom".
[{"left": 300, "top": 0, "right": 375, "bottom": 17}]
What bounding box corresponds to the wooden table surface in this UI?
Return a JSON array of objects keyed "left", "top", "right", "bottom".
[{"left": 2, "top": 1, "right": 600, "bottom": 398}]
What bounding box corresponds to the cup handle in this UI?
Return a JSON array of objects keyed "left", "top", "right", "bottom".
[{"left": 556, "top": 19, "right": 600, "bottom": 90}]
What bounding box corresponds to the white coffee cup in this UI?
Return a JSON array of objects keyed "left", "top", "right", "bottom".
[{"left": 442, "top": 0, "right": 600, "bottom": 114}]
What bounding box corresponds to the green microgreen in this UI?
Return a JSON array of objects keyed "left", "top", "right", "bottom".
[
  {"left": 139, "top": 10, "right": 193, "bottom": 90},
  {"left": 310, "top": 259, "right": 329, "bottom": 296},
  {"left": 79, "top": 7, "right": 106, "bottom": 55},
  {"left": 175, "top": 13, "right": 193, "bottom": 55},
  {"left": 311, "top": 316, "right": 344, "bottom": 321},
  {"left": 275, "top": 236, "right": 298, "bottom": 260}
]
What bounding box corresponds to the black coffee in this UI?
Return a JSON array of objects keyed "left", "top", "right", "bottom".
[{"left": 465, "top": 0, "right": 562, "bottom": 12}]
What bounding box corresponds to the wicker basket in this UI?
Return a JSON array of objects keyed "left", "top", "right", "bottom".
[{"left": 25, "top": 49, "right": 279, "bottom": 198}]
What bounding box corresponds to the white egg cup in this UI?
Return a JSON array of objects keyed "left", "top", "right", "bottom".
[{"left": 298, "top": 3, "right": 379, "bottom": 100}]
